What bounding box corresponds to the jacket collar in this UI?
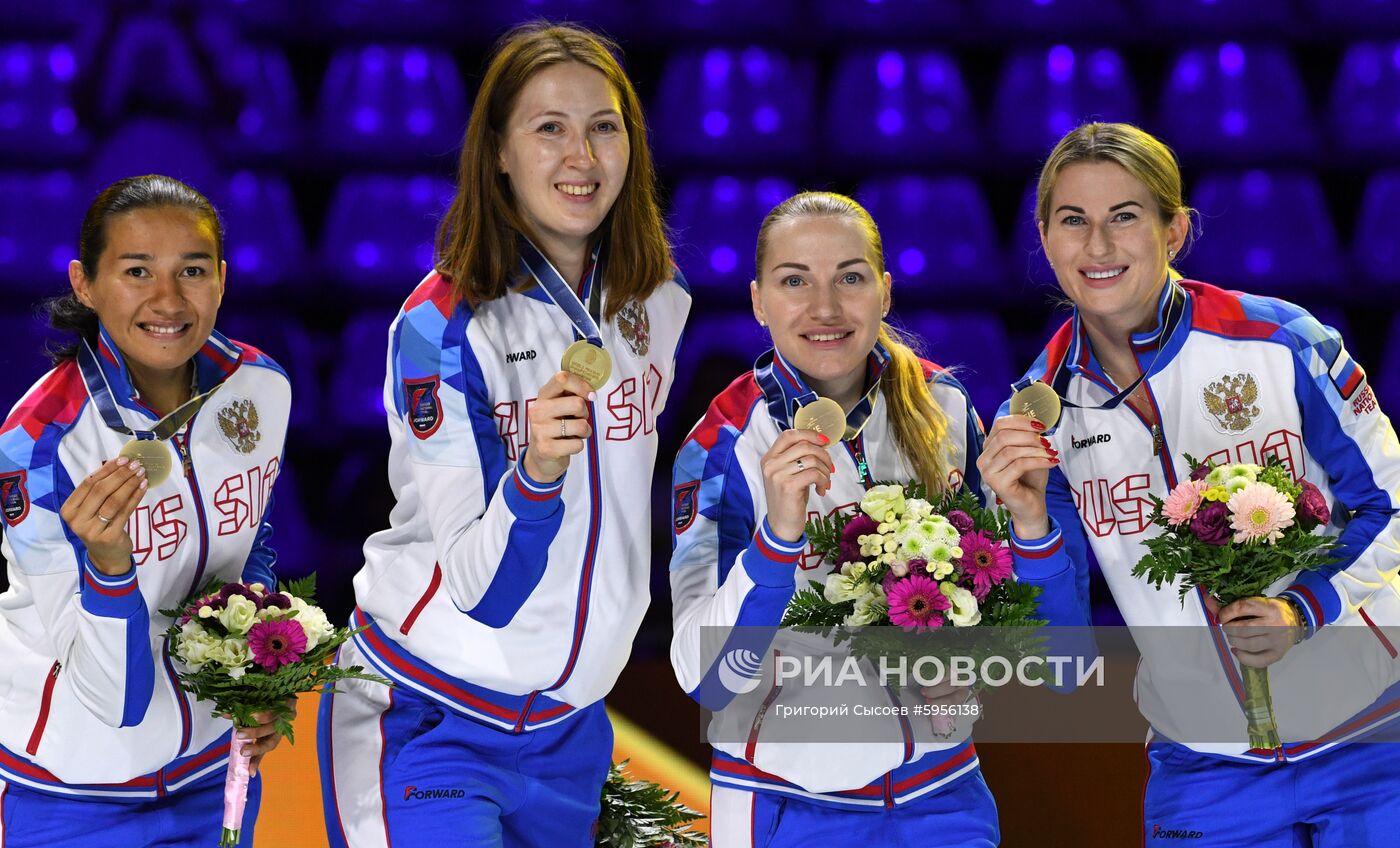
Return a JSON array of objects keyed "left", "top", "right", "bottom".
[
  {"left": 1064, "top": 274, "right": 1192, "bottom": 390},
  {"left": 754, "top": 341, "right": 891, "bottom": 437},
  {"left": 93, "top": 323, "right": 243, "bottom": 419}
]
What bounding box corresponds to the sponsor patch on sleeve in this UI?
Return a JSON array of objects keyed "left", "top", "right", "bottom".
[
  {"left": 403, "top": 376, "right": 444, "bottom": 439},
  {"left": 1, "top": 470, "right": 29, "bottom": 526},
  {"left": 673, "top": 481, "right": 700, "bottom": 534}
]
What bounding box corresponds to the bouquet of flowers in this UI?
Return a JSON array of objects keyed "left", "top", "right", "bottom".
[
  {"left": 783, "top": 484, "right": 1042, "bottom": 633},
  {"left": 162, "top": 575, "right": 389, "bottom": 847},
  {"left": 1130, "top": 456, "right": 1338, "bottom": 748},
  {"left": 595, "top": 760, "right": 706, "bottom": 848}
]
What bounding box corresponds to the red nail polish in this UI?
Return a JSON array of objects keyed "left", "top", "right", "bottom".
[
  {"left": 1030, "top": 421, "right": 1046, "bottom": 431},
  {"left": 1050, "top": 457, "right": 1061, "bottom": 464},
  {"left": 817, "top": 434, "right": 830, "bottom": 445},
  {"left": 1040, "top": 437, "right": 1052, "bottom": 450}
]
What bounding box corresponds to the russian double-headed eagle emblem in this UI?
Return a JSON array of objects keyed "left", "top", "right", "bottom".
[
  {"left": 617, "top": 301, "right": 651, "bottom": 357},
  {"left": 1201, "top": 373, "right": 1260, "bottom": 434},
  {"left": 218, "top": 398, "right": 262, "bottom": 454}
]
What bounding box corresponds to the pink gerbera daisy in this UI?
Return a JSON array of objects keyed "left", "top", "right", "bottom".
[
  {"left": 956, "top": 531, "right": 1014, "bottom": 599},
  {"left": 887, "top": 575, "right": 950, "bottom": 631},
  {"left": 247, "top": 619, "right": 308, "bottom": 671},
  {"left": 1228, "top": 482, "right": 1295, "bottom": 545},
  {"left": 1162, "top": 479, "right": 1208, "bottom": 526}
]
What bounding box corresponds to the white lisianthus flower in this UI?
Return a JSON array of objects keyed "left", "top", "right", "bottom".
[
  {"left": 175, "top": 621, "right": 219, "bottom": 669},
  {"left": 889, "top": 560, "right": 910, "bottom": 578},
  {"left": 860, "top": 485, "right": 906, "bottom": 521},
  {"left": 210, "top": 637, "right": 252, "bottom": 671},
  {"left": 942, "top": 584, "right": 981, "bottom": 627},
  {"left": 824, "top": 570, "right": 863, "bottom": 604},
  {"left": 846, "top": 587, "right": 888, "bottom": 626},
  {"left": 904, "top": 498, "right": 933, "bottom": 520},
  {"left": 216, "top": 594, "right": 258, "bottom": 636},
  {"left": 289, "top": 597, "right": 335, "bottom": 650},
  {"left": 228, "top": 666, "right": 248, "bottom": 680}
]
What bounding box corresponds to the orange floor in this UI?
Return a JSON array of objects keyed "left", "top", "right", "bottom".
[{"left": 253, "top": 692, "right": 709, "bottom": 847}]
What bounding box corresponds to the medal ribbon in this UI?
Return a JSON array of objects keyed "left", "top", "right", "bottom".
[
  {"left": 1011, "top": 280, "right": 1185, "bottom": 413},
  {"left": 755, "top": 344, "right": 889, "bottom": 438},
  {"left": 77, "top": 339, "right": 221, "bottom": 442},
  {"left": 518, "top": 237, "right": 605, "bottom": 346}
]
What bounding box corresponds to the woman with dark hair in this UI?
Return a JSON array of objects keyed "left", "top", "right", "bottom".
[
  {"left": 317, "top": 22, "right": 689, "bottom": 847},
  {"left": 982, "top": 121, "right": 1400, "bottom": 843},
  {"left": 0, "top": 174, "right": 293, "bottom": 845}
]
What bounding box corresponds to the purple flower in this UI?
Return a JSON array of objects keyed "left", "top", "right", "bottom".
[
  {"left": 946, "top": 510, "right": 975, "bottom": 535},
  {"left": 258, "top": 592, "right": 292, "bottom": 611},
  {"left": 906, "top": 558, "right": 930, "bottom": 577},
  {"left": 1189, "top": 463, "right": 1211, "bottom": 482},
  {"left": 839, "top": 514, "right": 879, "bottom": 566},
  {"left": 218, "top": 582, "right": 259, "bottom": 606},
  {"left": 1189, "top": 502, "right": 1232, "bottom": 546},
  {"left": 247, "top": 619, "right": 308, "bottom": 671},
  {"left": 1295, "top": 481, "right": 1330, "bottom": 530},
  {"left": 956, "top": 531, "right": 1014, "bottom": 599}
]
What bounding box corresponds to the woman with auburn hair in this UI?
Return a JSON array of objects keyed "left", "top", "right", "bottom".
[
  {"left": 317, "top": 22, "right": 690, "bottom": 848},
  {"left": 982, "top": 121, "right": 1400, "bottom": 843},
  {"left": 668, "top": 192, "right": 1085, "bottom": 845}
]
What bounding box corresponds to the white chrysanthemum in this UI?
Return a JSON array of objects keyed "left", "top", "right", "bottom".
[
  {"left": 942, "top": 584, "right": 982, "bottom": 627},
  {"left": 930, "top": 561, "right": 955, "bottom": 580},
  {"left": 926, "top": 540, "right": 954, "bottom": 563},
  {"left": 216, "top": 594, "right": 258, "bottom": 636},
  {"left": 1206, "top": 463, "right": 1259, "bottom": 488}
]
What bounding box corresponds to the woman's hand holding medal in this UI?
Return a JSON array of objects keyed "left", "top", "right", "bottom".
[
  {"left": 978, "top": 414, "right": 1058, "bottom": 540},
  {"left": 760, "top": 428, "right": 835, "bottom": 543},
  {"left": 59, "top": 456, "right": 149, "bottom": 576},
  {"left": 523, "top": 371, "right": 596, "bottom": 484}
]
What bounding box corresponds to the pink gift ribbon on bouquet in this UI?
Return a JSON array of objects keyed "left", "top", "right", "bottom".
[{"left": 222, "top": 731, "right": 253, "bottom": 844}]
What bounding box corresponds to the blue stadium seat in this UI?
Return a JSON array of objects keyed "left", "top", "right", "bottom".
[
  {"left": 826, "top": 50, "right": 976, "bottom": 164},
  {"left": 216, "top": 313, "right": 320, "bottom": 433},
  {"left": 669, "top": 175, "right": 795, "bottom": 291},
  {"left": 1302, "top": 0, "right": 1400, "bottom": 36},
  {"left": 319, "top": 174, "right": 452, "bottom": 290},
  {"left": 1372, "top": 315, "right": 1400, "bottom": 420},
  {"left": 0, "top": 313, "right": 61, "bottom": 413},
  {"left": 307, "top": 0, "right": 481, "bottom": 42},
  {"left": 211, "top": 41, "right": 303, "bottom": 160},
  {"left": 1354, "top": 169, "right": 1400, "bottom": 288},
  {"left": 901, "top": 311, "right": 1013, "bottom": 423},
  {"left": 652, "top": 48, "right": 816, "bottom": 165},
  {"left": 640, "top": 0, "right": 800, "bottom": 36},
  {"left": 976, "top": 0, "right": 1131, "bottom": 37},
  {"left": 1159, "top": 44, "right": 1315, "bottom": 161},
  {"left": 97, "top": 15, "right": 213, "bottom": 121},
  {"left": 1329, "top": 42, "right": 1400, "bottom": 161},
  {"left": 332, "top": 311, "right": 398, "bottom": 429},
  {"left": 667, "top": 313, "right": 772, "bottom": 441},
  {"left": 0, "top": 171, "right": 84, "bottom": 292},
  {"left": 992, "top": 46, "right": 1138, "bottom": 159},
  {"left": 219, "top": 171, "right": 307, "bottom": 287},
  {"left": 88, "top": 119, "right": 223, "bottom": 199},
  {"left": 813, "top": 0, "right": 963, "bottom": 35},
  {"left": 0, "top": 42, "right": 85, "bottom": 161},
  {"left": 315, "top": 45, "right": 467, "bottom": 161},
  {"left": 6, "top": 1, "right": 86, "bottom": 36},
  {"left": 856, "top": 176, "right": 1005, "bottom": 302},
  {"left": 1134, "top": 0, "right": 1293, "bottom": 35},
  {"left": 1008, "top": 179, "right": 1057, "bottom": 290},
  {"left": 1182, "top": 171, "right": 1341, "bottom": 296}
]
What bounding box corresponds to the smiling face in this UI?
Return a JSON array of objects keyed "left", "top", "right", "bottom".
[
  {"left": 69, "top": 206, "right": 225, "bottom": 398},
  {"left": 751, "top": 215, "right": 891, "bottom": 406},
  {"left": 498, "top": 61, "right": 629, "bottom": 274},
  {"left": 1040, "top": 160, "right": 1187, "bottom": 334}
]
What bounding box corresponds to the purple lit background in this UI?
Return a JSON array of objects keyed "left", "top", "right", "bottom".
[{"left": 3, "top": 1, "right": 1400, "bottom": 837}]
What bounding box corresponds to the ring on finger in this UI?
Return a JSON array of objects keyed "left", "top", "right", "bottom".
[
  {"left": 96, "top": 514, "right": 113, "bottom": 524},
  {"left": 795, "top": 458, "right": 805, "bottom": 471},
  {"left": 560, "top": 420, "right": 567, "bottom": 439}
]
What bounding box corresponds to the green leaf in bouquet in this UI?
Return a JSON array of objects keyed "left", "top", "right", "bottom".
[
  {"left": 595, "top": 760, "right": 706, "bottom": 848},
  {"left": 780, "top": 581, "right": 853, "bottom": 628},
  {"left": 279, "top": 573, "right": 318, "bottom": 601}
]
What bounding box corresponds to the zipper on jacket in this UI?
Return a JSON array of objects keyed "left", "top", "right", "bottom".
[
  {"left": 25, "top": 661, "right": 60, "bottom": 755},
  {"left": 883, "top": 772, "right": 894, "bottom": 808},
  {"left": 173, "top": 425, "right": 212, "bottom": 599},
  {"left": 514, "top": 691, "right": 540, "bottom": 734},
  {"left": 846, "top": 436, "right": 875, "bottom": 490}
]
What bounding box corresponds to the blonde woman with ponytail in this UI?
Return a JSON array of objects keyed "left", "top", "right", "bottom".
[{"left": 667, "top": 192, "right": 1083, "bottom": 845}]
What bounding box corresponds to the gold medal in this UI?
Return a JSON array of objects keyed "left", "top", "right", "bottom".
[
  {"left": 561, "top": 339, "right": 612, "bottom": 391},
  {"left": 118, "top": 439, "right": 174, "bottom": 488},
  {"left": 793, "top": 397, "right": 846, "bottom": 446},
  {"left": 1010, "top": 381, "right": 1062, "bottom": 428}
]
